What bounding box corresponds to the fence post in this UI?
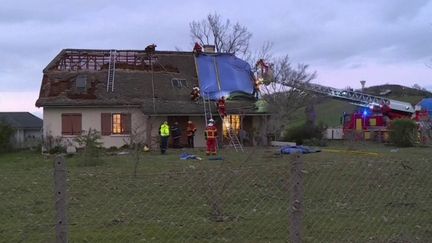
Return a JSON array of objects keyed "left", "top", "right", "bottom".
[
  {"left": 290, "top": 153, "right": 304, "bottom": 243},
  {"left": 54, "top": 155, "right": 68, "bottom": 243}
]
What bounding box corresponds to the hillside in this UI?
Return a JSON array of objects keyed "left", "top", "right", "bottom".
[{"left": 288, "top": 84, "right": 432, "bottom": 128}]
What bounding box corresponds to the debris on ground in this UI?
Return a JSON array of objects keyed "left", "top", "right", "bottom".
[
  {"left": 179, "top": 153, "right": 202, "bottom": 160},
  {"left": 280, "top": 145, "right": 321, "bottom": 155}
]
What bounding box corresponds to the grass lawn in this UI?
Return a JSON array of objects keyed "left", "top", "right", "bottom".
[{"left": 1, "top": 142, "right": 431, "bottom": 242}]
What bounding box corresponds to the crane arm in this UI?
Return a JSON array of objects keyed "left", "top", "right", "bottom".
[{"left": 289, "top": 82, "right": 415, "bottom": 114}]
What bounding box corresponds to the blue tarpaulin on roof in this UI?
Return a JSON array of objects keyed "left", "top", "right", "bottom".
[
  {"left": 418, "top": 98, "right": 432, "bottom": 117},
  {"left": 196, "top": 54, "right": 254, "bottom": 100}
]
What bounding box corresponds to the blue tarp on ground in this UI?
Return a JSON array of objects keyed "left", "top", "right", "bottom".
[
  {"left": 196, "top": 54, "right": 254, "bottom": 100},
  {"left": 280, "top": 145, "right": 321, "bottom": 154},
  {"left": 179, "top": 153, "right": 200, "bottom": 160},
  {"left": 418, "top": 98, "right": 432, "bottom": 117}
]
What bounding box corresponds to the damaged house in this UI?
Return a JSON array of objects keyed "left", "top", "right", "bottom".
[{"left": 35, "top": 46, "right": 268, "bottom": 148}]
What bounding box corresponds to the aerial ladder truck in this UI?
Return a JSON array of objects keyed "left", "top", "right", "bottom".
[
  {"left": 255, "top": 59, "right": 431, "bottom": 142},
  {"left": 292, "top": 82, "right": 432, "bottom": 142}
]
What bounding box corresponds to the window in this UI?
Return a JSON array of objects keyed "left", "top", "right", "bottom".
[
  {"left": 223, "top": 115, "right": 241, "bottom": 138},
  {"left": 75, "top": 75, "right": 87, "bottom": 92},
  {"left": 112, "top": 114, "right": 122, "bottom": 134},
  {"left": 101, "top": 113, "right": 131, "bottom": 135},
  {"left": 171, "top": 78, "right": 188, "bottom": 89},
  {"left": 62, "top": 113, "right": 82, "bottom": 135}
]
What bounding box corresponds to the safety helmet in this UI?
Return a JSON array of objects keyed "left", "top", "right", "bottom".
[
  {"left": 208, "top": 123, "right": 214, "bottom": 126},
  {"left": 209, "top": 118, "right": 215, "bottom": 123}
]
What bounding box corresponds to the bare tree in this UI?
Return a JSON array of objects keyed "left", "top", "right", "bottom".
[
  {"left": 412, "top": 83, "right": 427, "bottom": 91},
  {"left": 189, "top": 13, "right": 252, "bottom": 56},
  {"left": 258, "top": 54, "right": 317, "bottom": 141}
]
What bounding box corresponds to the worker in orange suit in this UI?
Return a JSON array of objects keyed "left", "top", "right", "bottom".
[
  {"left": 217, "top": 96, "right": 227, "bottom": 118},
  {"left": 186, "top": 120, "right": 197, "bottom": 148},
  {"left": 204, "top": 121, "right": 218, "bottom": 155}
]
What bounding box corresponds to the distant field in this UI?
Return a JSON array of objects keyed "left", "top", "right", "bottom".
[{"left": 1, "top": 143, "right": 431, "bottom": 242}]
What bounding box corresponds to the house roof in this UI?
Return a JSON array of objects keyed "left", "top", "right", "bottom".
[
  {"left": 0, "top": 112, "right": 43, "bottom": 129},
  {"left": 35, "top": 49, "right": 265, "bottom": 115}
]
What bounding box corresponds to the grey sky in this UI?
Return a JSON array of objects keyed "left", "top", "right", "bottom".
[{"left": 0, "top": 0, "right": 431, "bottom": 114}]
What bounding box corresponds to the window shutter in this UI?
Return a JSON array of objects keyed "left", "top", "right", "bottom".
[
  {"left": 72, "top": 114, "right": 82, "bottom": 135},
  {"left": 122, "top": 113, "right": 131, "bottom": 134},
  {"left": 101, "top": 113, "right": 112, "bottom": 135},
  {"left": 61, "top": 114, "right": 72, "bottom": 135}
]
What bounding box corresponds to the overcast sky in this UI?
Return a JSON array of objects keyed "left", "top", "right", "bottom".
[{"left": 1, "top": 0, "right": 431, "bottom": 116}]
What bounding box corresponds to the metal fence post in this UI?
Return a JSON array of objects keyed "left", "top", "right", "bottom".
[
  {"left": 54, "top": 155, "right": 68, "bottom": 243},
  {"left": 290, "top": 153, "right": 304, "bottom": 243}
]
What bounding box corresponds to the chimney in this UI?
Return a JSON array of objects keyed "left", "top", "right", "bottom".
[{"left": 203, "top": 45, "right": 216, "bottom": 53}]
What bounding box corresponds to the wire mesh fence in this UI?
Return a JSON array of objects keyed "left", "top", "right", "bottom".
[
  {"left": 1, "top": 145, "right": 431, "bottom": 242},
  {"left": 0, "top": 168, "right": 55, "bottom": 242},
  {"left": 65, "top": 154, "right": 292, "bottom": 242}
]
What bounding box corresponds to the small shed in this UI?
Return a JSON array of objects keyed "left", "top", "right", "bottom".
[{"left": 0, "top": 112, "right": 43, "bottom": 148}]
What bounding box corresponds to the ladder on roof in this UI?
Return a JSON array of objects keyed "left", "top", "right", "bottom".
[
  {"left": 202, "top": 94, "right": 243, "bottom": 152},
  {"left": 202, "top": 93, "right": 213, "bottom": 127},
  {"left": 106, "top": 50, "right": 117, "bottom": 92}
]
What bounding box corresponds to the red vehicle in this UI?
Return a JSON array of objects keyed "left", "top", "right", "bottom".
[
  {"left": 285, "top": 81, "right": 429, "bottom": 142},
  {"left": 257, "top": 61, "right": 431, "bottom": 142},
  {"left": 342, "top": 104, "right": 431, "bottom": 142}
]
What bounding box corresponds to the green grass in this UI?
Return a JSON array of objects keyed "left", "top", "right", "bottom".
[
  {"left": 1, "top": 144, "right": 432, "bottom": 242},
  {"left": 289, "top": 98, "right": 356, "bottom": 128}
]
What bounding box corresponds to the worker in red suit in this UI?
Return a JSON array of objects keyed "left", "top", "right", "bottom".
[
  {"left": 205, "top": 121, "right": 218, "bottom": 155},
  {"left": 193, "top": 42, "right": 203, "bottom": 56},
  {"left": 217, "top": 96, "right": 227, "bottom": 118}
]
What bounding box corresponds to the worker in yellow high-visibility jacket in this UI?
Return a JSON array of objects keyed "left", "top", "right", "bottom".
[{"left": 159, "top": 121, "right": 170, "bottom": 154}]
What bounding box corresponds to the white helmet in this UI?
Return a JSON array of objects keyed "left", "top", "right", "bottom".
[
  {"left": 208, "top": 123, "right": 214, "bottom": 126},
  {"left": 209, "top": 118, "right": 215, "bottom": 123}
]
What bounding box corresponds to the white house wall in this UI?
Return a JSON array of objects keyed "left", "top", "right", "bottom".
[
  {"left": 43, "top": 107, "right": 211, "bottom": 149},
  {"left": 43, "top": 107, "right": 147, "bottom": 148}
]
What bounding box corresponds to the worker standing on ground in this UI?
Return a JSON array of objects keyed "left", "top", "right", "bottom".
[
  {"left": 171, "top": 122, "right": 181, "bottom": 148},
  {"left": 217, "top": 96, "right": 227, "bottom": 118},
  {"left": 205, "top": 121, "right": 218, "bottom": 155},
  {"left": 186, "top": 120, "right": 197, "bottom": 148},
  {"left": 159, "top": 121, "right": 170, "bottom": 154}
]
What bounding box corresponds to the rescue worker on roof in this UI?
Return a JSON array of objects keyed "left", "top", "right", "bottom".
[
  {"left": 217, "top": 96, "right": 227, "bottom": 118},
  {"left": 252, "top": 78, "right": 261, "bottom": 99},
  {"left": 186, "top": 120, "right": 197, "bottom": 148},
  {"left": 190, "top": 85, "right": 200, "bottom": 102},
  {"left": 159, "top": 121, "right": 170, "bottom": 154},
  {"left": 205, "top": 121, "right": 218, "bottom": 155},
  {"left": 193, "top": 42, "right": 203, "bottom": 56},
  {"left": 145, "top": 44, "right": 157, "bottom": 55}
]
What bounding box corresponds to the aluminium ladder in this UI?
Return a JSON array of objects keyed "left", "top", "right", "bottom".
[
  {"left": 202, "top": 93, "right": 214, "bottom": 126},
  {"left": 106, "top": 50, "right": 117, "bottom": 92},
  {"left": 202, "top": 94, "right": 243, "bottom": 152},
  {"left": 218, "top": 112, "right": 244, "bottom": 152},
  {"left": 287, "top": 82, "right": 415, "bottom": 114}
]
